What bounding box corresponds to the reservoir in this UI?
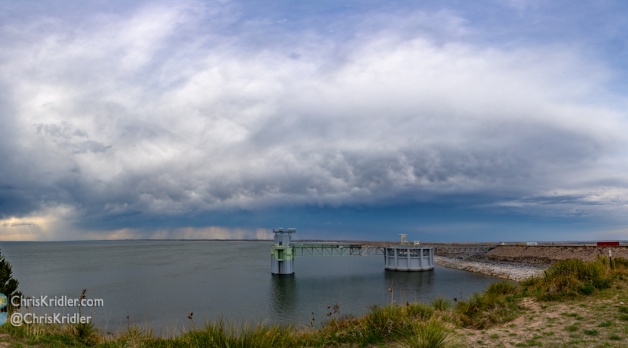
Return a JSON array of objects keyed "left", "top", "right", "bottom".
[{"left": 1, "top": 240, "right": 500, "bottom": 333}]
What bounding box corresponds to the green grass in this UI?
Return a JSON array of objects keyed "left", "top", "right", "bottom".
[
  {"left": 565, "top": 324, "right": 579, "bottom": 332},
  {"left": 313, "top": 302, "right": 442, "bottom": 346},
  {"left": 583, "top": 328, "right": 599, "bottom": 336},
  {"left": 0, "top": 302, "right": 460, "bottom": 348},
  {"left": 525, "top": 338, "right": 542, "bottom": 346},
  {"left": 598, "top": 321, "right": 613, "bottom": 328},
  {"left": 178, "top": 321, "right": 300, "bottom": 348},
  {"left": 609, "top": 333, "right": 622, "bottom": 341}
]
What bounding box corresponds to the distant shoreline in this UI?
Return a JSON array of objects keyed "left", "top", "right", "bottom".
[{"left": 2, "top": 238, "right": 626, "bottom": 244}]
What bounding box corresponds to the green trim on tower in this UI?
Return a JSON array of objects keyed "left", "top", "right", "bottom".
[{"left": 271, "top": 245, "right": 295, "bottom": 261}]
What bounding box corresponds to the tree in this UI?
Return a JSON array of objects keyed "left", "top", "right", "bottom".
[{"left": 0, "top": 250, "right": 22, "bottom": 313}]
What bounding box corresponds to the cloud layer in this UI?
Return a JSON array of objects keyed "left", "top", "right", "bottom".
[{"left": 1, "top": 1, "right": 627, "bottom": 240}]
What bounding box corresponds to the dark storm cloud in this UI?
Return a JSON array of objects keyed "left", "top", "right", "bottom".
[{"left": 0, "top": 0, "right": 627, "bottom": 239}]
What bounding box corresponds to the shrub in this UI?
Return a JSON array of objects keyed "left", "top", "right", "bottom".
[
  {"left": 363, "top": 305, "right": 412, "bottom": 342},
  {"left": 314, "top": 302, "right": 443, "bottom": 346},
  {"left": 455, "top": 282, "right": 520, "bottom": 329},
  {"left": 521, "top": 258, "right": 613, "bottom": 300},
  {"left": 73, "top": 322, "right": 99, "bottom": 346},
  {"left": 404, "top": 319, "right": 463, "bottom": 348}
]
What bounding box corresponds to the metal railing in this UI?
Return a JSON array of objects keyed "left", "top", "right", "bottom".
[{"left": 292, "top": 244, "right": 385, "bottom": 257}]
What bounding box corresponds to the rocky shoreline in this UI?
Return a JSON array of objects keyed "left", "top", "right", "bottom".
[{"left": 434, "top": 256, "right": 547, "bottom": 282}]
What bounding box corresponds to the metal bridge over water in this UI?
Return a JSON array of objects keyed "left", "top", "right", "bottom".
[{"left": 291, "top": 243, "right": 385, "bottom": 257}]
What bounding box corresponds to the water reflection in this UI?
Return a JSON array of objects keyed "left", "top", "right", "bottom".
[
  {"left": 269, "top": 274, "right": 297, "bottom": 321},
  {"left": 384, "top": 270, "right": 436, "bottom": 303}
]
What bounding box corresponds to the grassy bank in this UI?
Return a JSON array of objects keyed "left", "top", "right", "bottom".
[{"left": 2, "top": 257, "right": 626, "bottom": 347}]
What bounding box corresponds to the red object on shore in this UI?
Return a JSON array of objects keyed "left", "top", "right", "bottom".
[{"left": 597, "top": 241, "right": 620, "bottom": 246}]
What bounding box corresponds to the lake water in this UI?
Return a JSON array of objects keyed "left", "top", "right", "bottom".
[{"left": 0, "top": 240, "right": 500, "bottom": 333}]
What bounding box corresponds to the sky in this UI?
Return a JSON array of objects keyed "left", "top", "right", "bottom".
[{"left": 1, "top": 0, "right": 628, "bottom": 242}]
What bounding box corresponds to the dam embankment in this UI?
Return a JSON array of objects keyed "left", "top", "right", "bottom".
[
  {"left": 428, "top": 243, "right": 627, "bottom": 281},
  {"left": 483, "top": 244, "right": 628, "bottom": 264}
]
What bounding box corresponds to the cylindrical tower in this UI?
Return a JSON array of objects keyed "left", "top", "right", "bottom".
[{"left": 384, "top": 245, "right": 434, "bottom": 271}]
